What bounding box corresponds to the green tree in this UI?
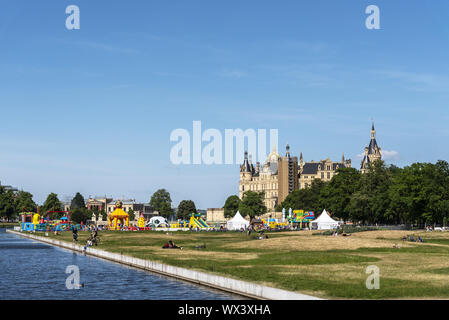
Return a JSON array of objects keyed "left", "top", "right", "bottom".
[
  {"left": 177, "top": 200, "right": 197, "bottom": 220},
  {"left": 41, "top": 193, "right": 62, "bottom": 219},
  {"left": 159, "top": 202, "right": 174, "bottom": 218},
  {"left": 0, "top": 188, "right": 17, "bottom": 221},
  {"left": 150, "top": 189, "right": 172, "bottom": 216},
  {"left": 84, "top": 207, "right": 95, "bottom": 222},
  {"left": 70, "top": 192, "right": 85, "bottom": 210},
  {"left": 128, "top": 208, "right": 135, "bottom": 221},
  {"left": 388, "top": 161, "right": 449, "bottom": 225},
  {"left": 320, "top": 168, "right": 361, "bottom": 222},
  {"left": 71, "top": 207, "right": 87, "bottom": 224},
  {"left": 348, "top": 160, "right": 392, "bottom": 224},
  {"left": 238, "top": 191, "right": 266, "bottom": 219},
  {"left": 99, "top": 208, "right": 107, "bottom": 221},
  {"left": 223, "top": 195, "right": 241, "bottom": 218},
  {"left": 15, "top": 191, "right": 37, "bottom": 213}
]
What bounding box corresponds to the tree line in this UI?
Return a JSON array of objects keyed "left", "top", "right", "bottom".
[
  {"left": 222, "top": 160, "right": 449, "bottom": 226},
  {"left": 0, "top": 187, "right": 200, "bottom": 223},
  {"left": 278, "top": 160, "right": 449, "bottom": 226},
  {"left": 4, "top": 159, "right": 447, "bottom": 226}
]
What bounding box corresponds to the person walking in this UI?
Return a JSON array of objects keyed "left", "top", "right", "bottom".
[{"left": 72, "top": 227, "right": 78, "bottom": 243}]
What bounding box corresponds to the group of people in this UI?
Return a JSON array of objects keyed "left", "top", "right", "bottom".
[
  {"left": 402, "top": 234, "right": 424, "bottom": 243},
  {"left": 72, "top": 227, "right": 100, "bottom": 248}
]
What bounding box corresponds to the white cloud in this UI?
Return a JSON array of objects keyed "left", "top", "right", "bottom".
[{"left": 382, "top": 150, "right": 400, "bottom": 161}]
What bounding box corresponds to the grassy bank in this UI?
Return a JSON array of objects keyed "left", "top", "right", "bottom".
[
  {"left": 0, "top": 222, "right": 19, "bottom": 228},
  {"left": 35, "top": 229, "right": 449, "bottom": 299}
]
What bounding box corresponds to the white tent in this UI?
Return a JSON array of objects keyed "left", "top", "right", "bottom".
[
  {"left": 311, "top": 210, "right": 339, "bottom": 230},
  {"left": 227, "top": 211, "right": 250, "bottom": 230}
]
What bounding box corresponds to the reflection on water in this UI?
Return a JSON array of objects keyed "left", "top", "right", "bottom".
[{"left": 0, "top": 229, "right": 240, "bottom": 300}]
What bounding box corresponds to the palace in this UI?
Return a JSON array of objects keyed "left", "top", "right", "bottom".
[
  {"left": 299, "top": 154, "right": 351, "bottom": 189},
  {"left": 360, "top": 122, "right": 382, "bottom": 173},
  {"left": 238, "top": 124, "right": 382, "bottom": 212},
  {"left": 239, "top": 145, "right": 350, "bottom": 212}
]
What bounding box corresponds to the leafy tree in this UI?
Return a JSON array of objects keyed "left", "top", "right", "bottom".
[
  {"left": 177, "top": 200, "right": 196, "bottom": 220},
  {"left": 348, "top": 160, "right": 392, "bottom": 224},
  {"left": 99, "top": 208, "right": 107, "bottom": 220},
  {"left": 150, "top": 189, "right": 173, "bottom": 218},
  {"left": 84, "top": 208, "right": 94, "bottom": 222},
  {"left": 223, "top": 195, "right": 241, "bottom": 218},
  {"left": 41, "top": 193, "right": 63, "bottom": 219},
  {"left": 388, "top": 161, "right": 449, "bottom": 226},
  {"left": 238, "top": 191, "right": 266, "bottom": 219},
  {"left": 320, "top": 168, "right": 361, "bottom": 222},
  {"left": 128, "top": 208, "right": 135, "bottom": 221},
  {"left": 159, "top": 202, "right": 174, "bottom": 218},
  {"left": 70, "top": 192, "right": 85, "bottom": 210},
  {"left": 71, "top": 207, "right": 87, "bottom": 224},
  {"left": 0, "top": 188, "right": 17, "bottom": 221},
  {"left": 42, "top": 193, "right": 62, "bottom": 213},
  {"left": 15, "top": 191, "right": 37, "bottom": 213}
]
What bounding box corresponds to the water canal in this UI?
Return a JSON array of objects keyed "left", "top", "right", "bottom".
[{"left": 0, "top": 228, "right": 240, "bottom": 300}]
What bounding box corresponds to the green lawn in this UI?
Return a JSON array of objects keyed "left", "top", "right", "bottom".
[{"left": 35, "top": 229, "right": 449, "bottom": 299}]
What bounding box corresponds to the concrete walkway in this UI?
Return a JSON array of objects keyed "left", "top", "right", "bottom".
[{"left": 6, "top": 229, "right": 322, "bottom": 300}]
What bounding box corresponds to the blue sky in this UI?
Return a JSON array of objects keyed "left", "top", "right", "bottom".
[{"left": 1, "top": 1, "right": 449, "bottom": 208}]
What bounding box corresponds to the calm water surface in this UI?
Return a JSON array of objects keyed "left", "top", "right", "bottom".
[{"left": 0, "top": 228, "right": 241, "bottom": 300}]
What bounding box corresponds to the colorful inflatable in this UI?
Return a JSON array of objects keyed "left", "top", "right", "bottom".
[
  {"left": 291, "top": 210, "right": 315, "bottom": 222},
  {"left": 188, "top": 213, "right": 209, "bottom": 229},
  {"left": 138, "top": 215, "right": 145, "bottom": 229},
  {"left": 108, "top": 200, "right": 129, "bottom": 230}
]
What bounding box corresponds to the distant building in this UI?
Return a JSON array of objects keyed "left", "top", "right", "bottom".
[
  {"left": 86, "top": 197, "right": 112, "bottom": 211},
  {"left": 298, "top": 154, "right": 351, "bottom": 189},
  {"left": 239, "top": 145, "right": 296, "bottom": 212},
  {"left": 85, "top": 197, "right": 155, "bottom": 219},
  {"left": 206, "top": 208, "right": 226, "bottom": 223},
  {"left": 360, "top": 122, "right": 382, "bottom": 173},
  {"left": 0, "top": 181, "right": 18, "bottom": 192},
  {"left": 62, "top": 202, "right": 71, "bottom": 212},
  {"left": 278, "top": 145, "right": 298, "bottom": 204},
  {"left": 106, "top": 199, "right": 136, "bottom": 214},
  {"left": 238, "top": 145, "right": 351, "bottom": 212}
]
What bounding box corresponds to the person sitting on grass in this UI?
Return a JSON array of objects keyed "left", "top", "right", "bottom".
[
  {"left": 162, "top": 240, "right": 183, "bottom": 250},
  {"left": 257, "top": 231, "right": 268, "bottom": 240}
]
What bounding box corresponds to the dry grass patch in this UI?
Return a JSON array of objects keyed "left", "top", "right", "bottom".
[{"left": 225, "top": 232, "right": 416, "bottom": 252}]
